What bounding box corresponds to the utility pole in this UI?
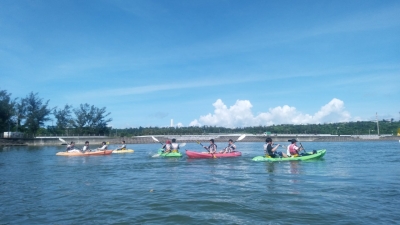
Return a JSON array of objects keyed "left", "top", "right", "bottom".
[{"left": 376, "top": 112, "right": 380, "bottom": 136}]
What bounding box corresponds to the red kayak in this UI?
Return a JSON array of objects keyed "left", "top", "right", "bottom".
[{"left": 185, "top": 150, "right": 242, "bottom": 159}]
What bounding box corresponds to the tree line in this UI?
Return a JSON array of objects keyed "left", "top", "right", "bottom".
[
  {"left": 1, "top": 88, "right": 399, "bottom": 138},
  {"left": 0, "top": 89, "right": 112, "bottom": 137},
  {"left": 111, "top": 120, "right": 400, "bottom": 137}
]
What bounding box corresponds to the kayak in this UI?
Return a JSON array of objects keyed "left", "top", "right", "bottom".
[
  {"left": 56, "top": 150, "right": 113, "bottom": 156},
  {"left": 157, "top": 149, "right": 183, "bottom": 157},
  {"left": 112, "top": 149, "right": 134, "bottom": 154},
  {"left": 186, "top": 150, "right": 242, "bottom": 159},
  {"left": 252, "top": 149, "right": 326, "bottom": 162}
]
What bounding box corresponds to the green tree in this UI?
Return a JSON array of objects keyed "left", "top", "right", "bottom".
[
  {"left": 21, "top": 92, "right": 52, "bottom": 136},
  {"left": 0, "top": 89, "right": 16, "bottom": 132},
  {"left": 53, "top": 104, "right": 73, "bottom": 134},
  {"left": 15, "top": 101, "right": 27, "bottom": 132},
  {"left": 72, "top": 103, "right": 112, "bottom": 135}
]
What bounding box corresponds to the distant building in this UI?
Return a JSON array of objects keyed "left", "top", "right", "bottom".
[
  {"left": 263, "top": 131, "right": 271, "bottom": 136},
  {"left": 3, "top": 132, "right": 24, "bottom": 138}
]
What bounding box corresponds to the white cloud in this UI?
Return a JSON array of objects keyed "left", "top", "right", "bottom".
[{"left": 189, "top": 98, "right": 351, "bottom": 127}]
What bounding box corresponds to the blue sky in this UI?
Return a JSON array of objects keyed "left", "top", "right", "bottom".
[{"left": 1, "top": 0, "right": 399, "bottom": 128}]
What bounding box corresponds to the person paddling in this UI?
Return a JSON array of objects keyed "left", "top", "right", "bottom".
[
  {"left": 116, "top": 140, "right": 127, "bottom": 151},
  {"left": 287, "top": 139, "right": 303, "bottom": 157},
  {"left": 66, "top": 141, "right": 81, "bottom": 153},
  {"left": 97, "top": 141, "right": 108, "bottom": 151},
  {"left": 162, "top": 140, "right": 172, "bottom": 153},
  {"left": 82, "top": 141, "right": 91, "bottom": 152},
  {"left": 171, "top": 138, "right": 180, "bottom": 153},
  {"left": 204, "top": 139, "right": 217, "bottom": 154},
  {"left": 220, "top": 139, "right": 236, "bottom": 154},
  {"left": 264, "top": 138, "right": 287, "bottom": 158}
]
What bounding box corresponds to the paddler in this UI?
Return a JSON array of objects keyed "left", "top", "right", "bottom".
[
  {"left": 220, "top": 139, "right": 236, "bottom": 154},
  {"left": 116, "top": 140, "right": 127, "bottom": 151},
  {"left": 82, "top": 141, "right": 91, "bottom": 152},
  {"left": 171, "top": 138, "right": 180, "bottom": 153},
  {"left": 264, "top": 138, "right": 287, "bottom": 158},
  {"left": 162, "top": 140, "right": 172, "bottom": 153},
  {"left": 66, "top": 141, "right": 81, "bottom": 153},
  {"left": 204, "top": 139, "right": 217, "bottom": 154},
  {"left": 97, "top": 141, "right": 108, "bottom": 151},
  {"left": 287, "top": 139, "right": 303, "bottom": 157}
]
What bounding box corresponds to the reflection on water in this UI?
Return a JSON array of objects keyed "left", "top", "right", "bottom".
[{"left": 266, "top": 162, "right": 275, "bottom": 173}]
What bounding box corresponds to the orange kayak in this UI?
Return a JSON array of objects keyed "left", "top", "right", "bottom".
[{"left": 56, "top": 150, "right": 113, "bottom": 156}]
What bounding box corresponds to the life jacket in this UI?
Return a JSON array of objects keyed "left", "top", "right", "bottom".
[
  {"left": 264, "top": 143, "right": 274, "bottom": 156},
  {"left": 208, "top": 144, "right": 217, "bottom": 152},
  {"left": 164, "top": 144, "right": 171, "bottom": 150},
  {"left": 171, "top": 143, "right": 179, "bottom": 150},
  {"left": 289, "top": 144, "right": 298, "bottom": 155},
  {"left": 227, "top": 144, "right": 236, "bottom": 152}
]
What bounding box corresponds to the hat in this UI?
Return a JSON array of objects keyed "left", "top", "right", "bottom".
[
  {"left": 288, "top": 139, "right": 297, "bottom": 143},
  {"left": 166, "top": 140, "right": 171, "bottom": 144}
]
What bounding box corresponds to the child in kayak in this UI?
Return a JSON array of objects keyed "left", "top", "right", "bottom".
[
  {"left": 66, "top": 142, "right": 81, "bottom": 153},
  {"left": 116, "top": 140, "right": 127, "bottom": 150},
  {"left": 287, "top": 139, "right": 303, "bottom": 157},
  {"left": 82, "top": 141, "right": 91, "bottom": 152},
  {"left": 162, "top": 140, "right": 172, "bottom": 153},
  {"left": 264, "top": 138, "right": 287, "bottom": 158},
  {"left": 97, "top": 142, "right": 108, "bottom": 151},
  {"left": 171, "top": 139, "right": 180, "bottom": 153},
  {"left": 204, "top": 139, "right": 217, "bottom": 154},
  {"left": 220, "top": 139, "right": 236, "bottom": 153}
]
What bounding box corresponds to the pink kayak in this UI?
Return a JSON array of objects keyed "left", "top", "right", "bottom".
[{"left": 185, "top": 150, "right": 242, "bottom": 159}]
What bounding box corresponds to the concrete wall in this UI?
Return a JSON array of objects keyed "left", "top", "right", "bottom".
[{"left": 2, "top": 134, "right": 399, "bottom": 146}]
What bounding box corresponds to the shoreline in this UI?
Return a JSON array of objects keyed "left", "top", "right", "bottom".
[{"left": 1, "top": 134, "right": 399, "bottom": 146}]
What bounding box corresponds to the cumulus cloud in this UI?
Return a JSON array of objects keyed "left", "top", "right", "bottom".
[{"left": 189, "top": 98, "right": 351, "bottom": 127}]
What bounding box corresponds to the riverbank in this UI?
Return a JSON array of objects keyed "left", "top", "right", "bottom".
[{"left": 1, "top": 134, "right": 399, "bottom": 146}]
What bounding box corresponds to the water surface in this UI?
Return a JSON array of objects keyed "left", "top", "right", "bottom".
[{"left": 1, "top": 141, "right": 399, "bottom": 224}]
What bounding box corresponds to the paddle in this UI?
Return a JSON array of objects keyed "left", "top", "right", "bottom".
[
  {"left": 59, "top": 138, "right": 68, "bottom": 145},
  {"left": 151, "top": 136, "right": 164, "bottom": 157},
  {"left": 299, "top": 142, "right": 306, "bottom": 153},
  {"left": 235, "top": 134, "right": 246, "bottom": 143}
]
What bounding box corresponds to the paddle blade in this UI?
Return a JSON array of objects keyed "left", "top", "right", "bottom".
[
  {"left": 152, "top": 153, "right": 160, "bottom": 158},
  {"left": 151, "top": 136, "right": 160, "bottom": 143},
  {"left": 59, "top": 138, "right": 66, "bottom": 143},
  {"left": 180, "top": 143, "right": 186, "bottom": 147},
  {"left": 236, "top": 134, "right": 246, "bottom": 141}
]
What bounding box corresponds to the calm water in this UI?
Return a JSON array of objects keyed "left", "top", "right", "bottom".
[{"left": 0, "top": 141, "right": 399, "bottom": 225}]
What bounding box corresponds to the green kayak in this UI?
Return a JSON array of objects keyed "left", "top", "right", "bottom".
[
  {"left": 252, "top": 149, "right": 326, "bottom": 162},
  {"left": 157, "top": 149, "right": 183, "bottom": 157}
]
